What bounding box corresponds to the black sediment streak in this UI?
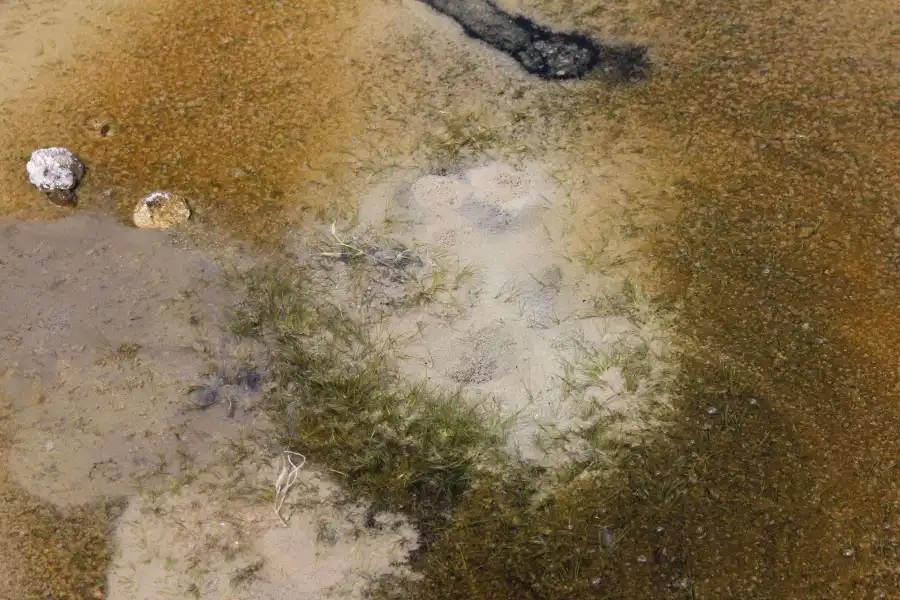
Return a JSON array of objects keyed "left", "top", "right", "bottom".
[{"left": 420, "top": 0, "right": 648, "bottom": 80}]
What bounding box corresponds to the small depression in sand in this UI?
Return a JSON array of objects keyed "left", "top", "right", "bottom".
[{"left": 296, "top": 160, "right": 674, "bottom": 462}]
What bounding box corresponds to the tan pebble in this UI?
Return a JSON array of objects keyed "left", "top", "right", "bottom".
[{"left": 133, "top": 191, "right": 191, "bottom": 229}]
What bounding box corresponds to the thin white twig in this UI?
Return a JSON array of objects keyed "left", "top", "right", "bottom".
[
  {"left": 321, "top": 222, "right": 395, "bottom": 268},
  {"left": 273, "top": 450, "right": 306, "bottom": 526}
]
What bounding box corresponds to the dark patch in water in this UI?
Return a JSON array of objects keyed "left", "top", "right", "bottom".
[
  {"left": 420, "top": 0, "right": 648, "bottom": 80},
  {"left": 237, "top": 369, "right": 263, "bottom": 392}
]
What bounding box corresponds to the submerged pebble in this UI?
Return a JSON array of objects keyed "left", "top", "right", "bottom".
[
  {"left": 26, "top": 148, "right": 85, "bottom": 207},
  {"left": 26, "top": 147, "right": 84, "bottom": 191},
  {"left": 133, "top": 191, "right": 192, "bottom": 229}
]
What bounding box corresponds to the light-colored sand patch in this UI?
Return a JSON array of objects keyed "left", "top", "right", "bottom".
[
  {"left": 299, "top": 160, "right": 674, "bottom": 463},
  {"left": 108, "top": 447, "right": 418, "bottom": 600}
]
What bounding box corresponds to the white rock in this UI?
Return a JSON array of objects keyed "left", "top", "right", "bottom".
[
  {"left": 133, "top": 191, "right": 192, "bottom": 229},
  {"left": 26, "top": 147, "right": 85, "bottom": 192}
]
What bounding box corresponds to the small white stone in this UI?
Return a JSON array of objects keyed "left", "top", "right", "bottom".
[
  {"left": 26, "top": 147, "right": 85, "bottom": 192},
  {"left": 133, "top": 191, "right": 191, "bottom": 229}
]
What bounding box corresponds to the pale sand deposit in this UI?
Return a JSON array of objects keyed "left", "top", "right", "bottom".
[{"left": 293, "top": 161, "right": 673, "bottom": 463}]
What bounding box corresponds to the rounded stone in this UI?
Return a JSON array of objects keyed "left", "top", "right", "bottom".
[
  {"left": 26, "top": 147, "right": 85, "bottom": 192},
  {"left": 133, "top": 191, "right": 192, "bottom": 229}
]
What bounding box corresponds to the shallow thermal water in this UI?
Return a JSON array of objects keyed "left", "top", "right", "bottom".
[{"left": 1, "top": 0, "right": 899, "bottom": 597}]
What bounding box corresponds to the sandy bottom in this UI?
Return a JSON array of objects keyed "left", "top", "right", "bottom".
[
  {"left": 108, "top": 447, "right": 417, "bottom": 600},
  {"left": 294, "top": 160, "right": 673, "bottom": 463},
  {"left": 0, "top": 160, "right": 668, "bottom": 597},
  {"left": 0, "top": 213, "right": 417, "bottom": 599}
]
